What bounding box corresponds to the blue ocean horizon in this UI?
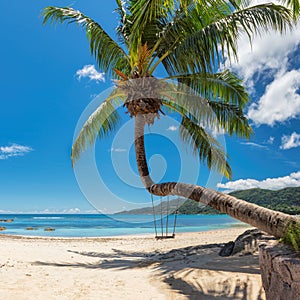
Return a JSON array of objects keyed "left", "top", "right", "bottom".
[{"left": 0, "top": 214, "right": 247, "bottom": 237}]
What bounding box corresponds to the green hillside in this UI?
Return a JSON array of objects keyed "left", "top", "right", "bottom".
[
  {"left": 116, "top": 187, "right": 300, "bottom": 215},
  {"left": 229, "top": 187, "right": 300, "bottom": 215}
]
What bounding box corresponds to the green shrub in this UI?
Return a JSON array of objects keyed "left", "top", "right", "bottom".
[{"left": 281, "top": 222, "right": 300, "bottom": 251}]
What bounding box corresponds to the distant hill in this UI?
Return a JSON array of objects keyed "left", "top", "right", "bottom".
[
  {"left": 115, "top": 198, "right": 220, "bottom": 215},
  {"left": 115, "top": 186, "right": 300, "bottom": 215},
  {"left": 229, "top": 187, "right": 300, "bottom": 215}
]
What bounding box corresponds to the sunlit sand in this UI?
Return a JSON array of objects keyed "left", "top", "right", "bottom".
[{"left": 0, "top": 227, "right": 265, "bottom": 299}]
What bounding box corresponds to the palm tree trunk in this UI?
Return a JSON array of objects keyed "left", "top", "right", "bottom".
[
  {"left": 134, "top": 114, "right": 298, "bottom": 238},
  {"left": 134, "top": 115, "right": 154, "bottom": 189}
]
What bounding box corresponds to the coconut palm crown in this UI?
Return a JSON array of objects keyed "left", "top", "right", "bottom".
[{"left": 43, "top": 0, "right": 300, "bottom": 238}]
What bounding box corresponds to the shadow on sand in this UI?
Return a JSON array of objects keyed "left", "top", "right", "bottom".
[{"left": 34, "top": 243, "right": 264, "bottom": 299}]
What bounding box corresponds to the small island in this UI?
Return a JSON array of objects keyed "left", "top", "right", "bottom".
[
  {"left": 44, "top": 227, "right": 55, "bottom": 232},
  {"left": 26, "top": 227, "right": 38, "bottom": 231}
]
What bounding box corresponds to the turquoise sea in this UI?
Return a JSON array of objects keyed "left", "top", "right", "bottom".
[{"left": 0, "top": 214, "right": 246, "bottom": 237}]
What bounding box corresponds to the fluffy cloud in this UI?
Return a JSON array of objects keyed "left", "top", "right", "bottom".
[
  {"left": 230, "top": 0, "right": 300, "bottom": 86},
  {"left": 217, "top": 171, "right": 300, "bottom": 192},
  {"left": 76, "top": 65, "right": 105, "bottom": 82},
  {"left": 167, "top": 125, "right": 178, "bottom": 131},
  {"left": 280, "top": 132, "right": 300, "bottom": 150},
  {"left": 228, "top": 1, "right": 300, "bottom": 126},
  {"left": 247, "top": 70, "right": 300, "bottom": 126},
  {"left": 231, "top": 32, "right": 300, "bottom": 88},
  {"left": 0, "top": 144, "right": 33, "bottom": 160}
]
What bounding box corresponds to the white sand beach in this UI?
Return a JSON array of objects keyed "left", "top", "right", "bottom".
[{"left": 0, "top": 227, "right": 265, "bottom": 300}]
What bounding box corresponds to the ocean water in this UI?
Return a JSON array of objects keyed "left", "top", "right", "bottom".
[{"left": 0, "top": 214, "right": 245, "bottom": 237}]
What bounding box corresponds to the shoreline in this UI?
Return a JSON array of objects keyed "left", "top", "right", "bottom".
[
  {"left": 0, "top": 226, "right": 265, "bottom": 299},
  {"left": 0, "top": 224, "right": 250, "bottom": 240}
]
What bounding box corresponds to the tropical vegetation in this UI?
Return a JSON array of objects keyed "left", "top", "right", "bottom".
[
  {"left": 280, "top": 221, "right": 300, "bottom": 251},
  {"left": 230, "top": 187, "right": 300, "bottom": 215},
  {"left": 43, "top": 0, "right": 300, "bottom": 239}
]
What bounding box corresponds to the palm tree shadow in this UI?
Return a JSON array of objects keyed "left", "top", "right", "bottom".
[
  {"left": 34, "top": 248, "right": 158, "bottom": 270},
  {"left": 163, "top": 274, "right": 265, "bottom": 300},
  {"left": 34, "top": 243, "right": 264, "bottom": 299}
]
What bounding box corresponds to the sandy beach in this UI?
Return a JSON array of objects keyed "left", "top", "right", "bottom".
[{"left": 0, "top": 227, "right": 265, "bottom": 300}]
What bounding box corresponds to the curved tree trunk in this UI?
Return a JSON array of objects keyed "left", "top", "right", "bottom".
[{"left": 134, "top": 115, "right": 298, "bottom": 238}]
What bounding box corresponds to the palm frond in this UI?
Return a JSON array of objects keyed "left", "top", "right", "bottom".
[
  {"left": 115, "top": 0, "right": 133, "bottom": 46},
  {"left": 179, "top": 117, "right": 232, "bottom": 179},
  {"left": 160, "top": 79, "right": 252, "bottom": 139},
  {"left": 115, "top": 0, "right": 127, "bottom": 22},
  {"left": 127, "top": 0, "right": 175, "bottom": 59},
  {"left": 280, "top": 0, "right": 300, "bottom": 18},
  {"left": 71, "top": 90, "right": 125, "bottom": 165},
  {"left": 150, "top": 0, "right": 237, "bottom": 74},
  {"left": 207, "top": 101, "right": 253, "bottom": 138},
  {"left": 129, "top": 0, "right": 174, "bottom": 31},
  {"left": 168, "top": 70, "right": 249, "bottom": 108},
  {"left": 157, "top": 2, "right": 293, "bottom": 75},
  {"left": 162, "top": 94, "right": 252, "bottom": 140},
  {"left": 43, "top": 6, "right": 130, "bottom": 77}
]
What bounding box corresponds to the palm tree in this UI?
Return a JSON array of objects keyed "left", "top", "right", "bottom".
[{"left": 43, "top": 0, "right": 299, "bottom": 238}]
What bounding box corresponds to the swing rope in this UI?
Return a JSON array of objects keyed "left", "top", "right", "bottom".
[
  {"left": 151, "top": 193, "right": 158, "bottom": 237},
  {"left": 160, "top": 196, "right": 164, "bottom": 237},
  {"left": 172, "top": 197, "right": 180, "bottom": 237},
  {"left": 166, "top": 196, "right": 169, "bottom": 237},
  {"left": 151, "top": 194, "right": 179, "bottom": 239}
]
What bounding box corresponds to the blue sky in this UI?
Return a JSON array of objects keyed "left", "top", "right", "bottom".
[{"left": 0, "top": 1, "right": 299, "bottom": 214}]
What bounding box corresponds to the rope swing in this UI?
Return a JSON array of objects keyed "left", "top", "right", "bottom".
[{"left": 151, "top": 194, "right": 179, "bottom": 239}]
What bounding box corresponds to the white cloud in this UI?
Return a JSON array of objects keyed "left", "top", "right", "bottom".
[
  {"left": 247, "top": 70, "right": 300, "bottom": 126},
  {"left": 111, "top": 148, "right": 127, "bottom": 152},
  {"left": 280, "top": 132, "right": 300, "bottom": 150},
  {"left": 227, "top": 1, "right": 300, "bottom": 126},
  {"left": 240, "top": 142, "right": 268, "bottom": 149},
  {"left": 0, "top": 209, "right": 13, "bottom": 213},
  {"left": 167, "top": 125, "right": 178, "bottom": 131},
  {"left": 76, "top": 65, "right": 105, "bottom": 82},
  {"left": 217, "top": 171, "right": 300, "bottom": 192},
  {"left": 267, "top": 136, "right": 275, "bottom": 145},
  {"left": 230, "top": 2, "right": 300, "bottom": 88},
  {"left": 0, "top": 144, "right": 33, "bottom": 160},
  {"left": 232, "top": 32, "right": 299, "bottom": 88},
  {"left": 65, "top": 208, "right": 81, "bottom": 213}
]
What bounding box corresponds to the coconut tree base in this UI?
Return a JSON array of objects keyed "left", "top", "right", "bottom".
[{"left": 259, "top": 242, "right": 300, "bottom": 299}]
